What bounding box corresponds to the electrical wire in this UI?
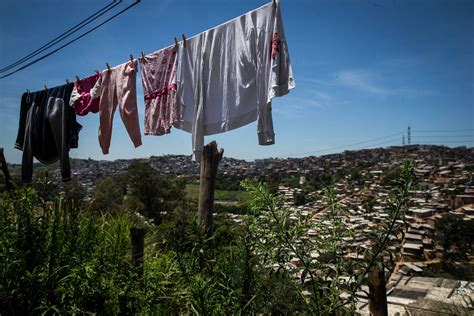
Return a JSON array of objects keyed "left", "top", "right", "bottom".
[
  {"left": 277, "top": 132, "right": 404, "bottom": 158},
  {"left": 412, "top": 140, "right": 474, "bottom": 144},
  {"left": 277, "top": 132, "right": 473, "bottom": 159},
  {"left": 0, "top": 1, "right": 121, "bottom": 73},
  {"left": 0, "top": 0, "right": 141, "bottom": 79},
  {"left": 412, "top": 135, "right": 474, "bottom": 138},
  {"left": 412, "top": 129, "right": 474, "bottom": 133}
]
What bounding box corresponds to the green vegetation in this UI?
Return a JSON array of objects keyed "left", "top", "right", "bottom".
[
  {"left": 185, "top": 183, "right": 251, "bottom": 203},
  {"left": 1, "top": 160, "right": 450, "bottom": 314}
]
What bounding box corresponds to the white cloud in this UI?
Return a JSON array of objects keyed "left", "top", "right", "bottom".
[
  {"left": 332, "top": 69, "right": 435, "bottom": 97},
  {"left": 333, "top": 70, "right": 390, "bottom": 95}
]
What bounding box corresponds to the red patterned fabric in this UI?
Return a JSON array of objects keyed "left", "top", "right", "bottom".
[
  {"left": 271, "top": 32, "right": 280, "bottom": 60},
  {"left": 139, "top": 46, "right": 178, "bottom": 135}
]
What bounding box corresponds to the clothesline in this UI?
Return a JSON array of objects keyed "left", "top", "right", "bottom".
[{"left": 24, "top": 0, "right": 278, "bottom": 93}]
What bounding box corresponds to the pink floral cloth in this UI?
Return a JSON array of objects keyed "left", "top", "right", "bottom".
[{"left": 139, "top": 46, "right": 179, "bottom": 135}]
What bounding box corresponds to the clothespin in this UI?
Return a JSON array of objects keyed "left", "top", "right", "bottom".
[
  {"left": 106, "top": 62, "right": 111, "bottom": 70},
  {"left": 141, "top": 51, "right": 145, "bottom": 59},
  {"left": 66, "top": 79, "right": 70, "bottom": 85},
  {"left": 130, "top": 54, "right": 134, "bottom": 62},
  {"left": 272, "top": 0, "right": 277, "bottom": 7},
  {"left": 174, "top": 37, "right": 179, "bottom": 48},
  {"left": 26, "top": 89, "right": 30, "bottom": 95},
  {"left": 75, "top": 75, "right": 80, "bottom": 81},
  {"left": 44, "top": 85, "right": 48, "bottom": 91},
  {"left": 182, "top": 34, "right": 187, "bottom": 48},
  {"left": 95, "top": 69, "right": 100, "bottom": 75}
]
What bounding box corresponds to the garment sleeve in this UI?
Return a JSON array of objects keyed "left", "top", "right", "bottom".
[
  {"left": 176, "top": 42, "right": 204, "bottom": 162},
  {"left": 15, "top": 93, "right": 29, "bottom": 150},
  {"left": 257, "top": 2, "right": 295, "bottom": 146},
  {"left": 47, "top": 98, "right": 71, "bottom": 182},
  {"left": 268, "top": 3, "right": 295, "bottom": 102},
  {"left": 21, "top": 105, "right": 35, "bottom": 183},
  {"left": 192, "top": 103, "right": 204, "bottom": 162}
]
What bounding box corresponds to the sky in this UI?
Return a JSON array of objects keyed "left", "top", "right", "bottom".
[{"left": 0, "top": 0, "right": 473, "bottom": 164}]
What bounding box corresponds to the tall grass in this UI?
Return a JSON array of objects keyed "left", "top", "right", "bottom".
[{"left": 0, "top": 188, "right": 138, "bottom": 314}]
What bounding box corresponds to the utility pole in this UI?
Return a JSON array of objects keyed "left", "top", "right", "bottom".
[
  {"left": 407, "top": 126, "right": 411, "bottom": 145},
  {"left": 402, "top": 135, "right": 405, "bottom": 146}
]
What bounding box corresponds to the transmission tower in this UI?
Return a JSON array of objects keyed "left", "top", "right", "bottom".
[
  {"left": 402, "top": 135, "right": 405, "bottom": 146},
  {"left": 407, "top": 126, "right": 411, "bottom": 145}
]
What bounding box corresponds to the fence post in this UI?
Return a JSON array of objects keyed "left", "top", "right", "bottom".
[
  {"left": 130, "top": 227, "right": 145, "bottom": 276},
  {"left": 368, "top": 264, "right": 388, "bottom": 316},
  {"left": 197, "top": 141, "right": 224, "bottom": 236},
  {"left": 0, "top": 148, "right": 13, "bottom": 191}
]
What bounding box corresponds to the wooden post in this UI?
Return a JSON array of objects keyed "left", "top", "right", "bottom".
[
  {"left": 368, "top": 264, "right": 388, "bottom": 316},
  {"left": 197, "top": 141, "right": 224, "bottom": 236},
  {"left": 130, "top": 227, "right": 145, "bottom": 276},
  {"left": 0, "top": 148, "right": 13, "bottom": 191}
]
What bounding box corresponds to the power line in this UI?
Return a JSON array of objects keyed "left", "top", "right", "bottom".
[
  {"left": 412, "top": 129, "right": 474, "bottom": 133},
  {"left": 278, "top": 132, "right": 404, "bottom": 158},
  {"left": 0, "top": 1, "right": 121, "bottom": 73},
  {"left": 413, "top": 135, "right": 474, "bottom": 138},
  {"left": 274, "top": 132, "right": 472, "bottom": 159},
  {"left": 358, "top": 137, "right": 401, "bottom": 149},
  {"left": 412, "top": 140, "right": 474, "bottom": 144},
  {"left": 0, "top": 0, "right": 141, "bottom": 79}
]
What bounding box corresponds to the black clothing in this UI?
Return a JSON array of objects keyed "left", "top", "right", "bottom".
[{"left": 15, "top": 84, "right": 82, "bottom": 182}]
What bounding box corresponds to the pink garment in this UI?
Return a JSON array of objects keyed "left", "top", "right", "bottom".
[
  {"left": 98, "top": 60, "right": 142, "bottom": 154},
  {"left": 139, "top": 45, "right": 178, "bottom": 135},
  {"left": 70, "top": 73, "right": 101, "bottom": 116}
]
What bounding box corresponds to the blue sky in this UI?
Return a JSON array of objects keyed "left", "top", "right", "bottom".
[{"left": 0, "top": 0, "right": 473, "bottom": 163}]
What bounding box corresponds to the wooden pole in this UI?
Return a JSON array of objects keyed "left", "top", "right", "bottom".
[
  {"left": 197, "top": 141, "right": 224, "bottom": 236},
  {"left": 0, "top": 148, "right": 13, "bottom": 191},
  {"left": 130, "top": 227, "right": 145, "bottom": 276},
  {"left": 368, "top": 264, "right": 388, "bottom": 316}
]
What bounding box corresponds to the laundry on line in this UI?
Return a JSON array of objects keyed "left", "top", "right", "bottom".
[{"left": 15, "top": 1, "right": 295, "bottom": 180}]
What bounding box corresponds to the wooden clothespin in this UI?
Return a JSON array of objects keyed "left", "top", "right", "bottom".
[
  {"left": 141, "top": 51, "right": 145, "bottom": 59},
  {"left": 106, "top": 62, "right": 111, "bottom": 71},
  {"left": 130, "top": 54, "right": 134, "bottom": 62},
  {"left": 75, "top": 75, "right": 80, "bottom": 81},
  {"left": 182, "top": 34, "right": 187, "bottom": 48},
  {"left": 44, "top": 85, "right": 48, "bottom": 91},
  {"left": 174, "top": 37, "right": 179, "bottom": 48}
]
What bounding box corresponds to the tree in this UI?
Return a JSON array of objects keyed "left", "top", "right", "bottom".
[
  {"left": 62, "top": 179, "right": 86, "bottom": 206},
  {"left": 127, "top": 161, "right": 186, "bottom": 224},
  {"left": 90, "top": 176, "right": 125, "bottom": 213},
  {"left": 32, "top": 169, "right": 59, "bottom": 202}
]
